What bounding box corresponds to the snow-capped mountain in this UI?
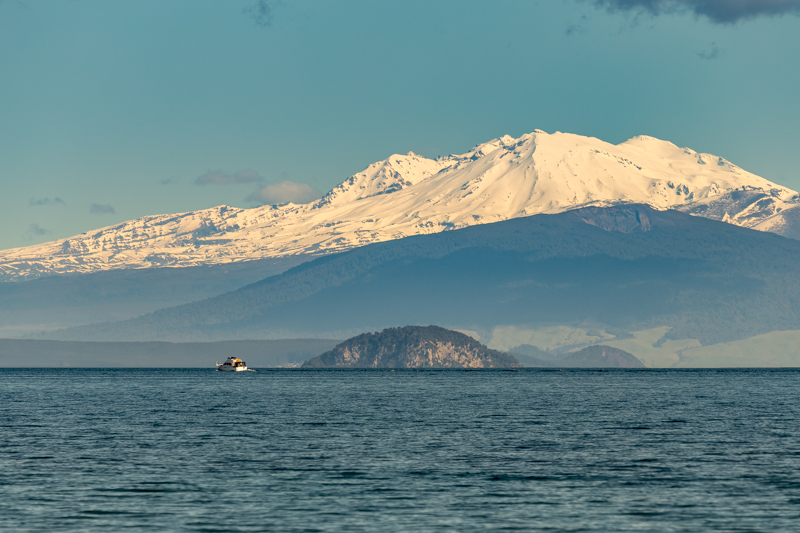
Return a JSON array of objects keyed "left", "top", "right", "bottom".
[{"left": 2, "top": 130, "right": 798, "bottom": 281}]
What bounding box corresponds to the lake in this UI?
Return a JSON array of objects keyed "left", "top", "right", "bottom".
[{"left": 2, "top": 368, "right": 799, "bottom": 531}]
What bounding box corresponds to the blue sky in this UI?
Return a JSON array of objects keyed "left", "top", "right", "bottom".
[{"left": 2, "top": 0, "right": 799, "bottom": 250}]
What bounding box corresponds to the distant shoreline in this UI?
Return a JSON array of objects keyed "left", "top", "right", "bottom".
[{"left": 0, "top": 338, "right": 340, "bottom": 368}]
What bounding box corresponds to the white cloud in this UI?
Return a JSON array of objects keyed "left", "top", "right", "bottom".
[{"left": 245, "top": 181, "right": 322, "bottom": 205}]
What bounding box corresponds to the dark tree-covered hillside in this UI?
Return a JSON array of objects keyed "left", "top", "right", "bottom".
[{"left": 49, "top": 205, "right": 800, "bottom": 346}]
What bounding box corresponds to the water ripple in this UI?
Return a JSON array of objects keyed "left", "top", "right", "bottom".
[{"left": 1, "top": 368, "right": 799, "bottom": 531}]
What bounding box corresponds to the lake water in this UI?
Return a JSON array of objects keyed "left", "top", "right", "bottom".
[{"left": 2, "top": 369, "right": 799, "bottom": 531}]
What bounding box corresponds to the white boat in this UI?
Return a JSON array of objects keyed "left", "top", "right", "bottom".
[{"left": 216, "top": 357, "right": 249, "bottom": 371}]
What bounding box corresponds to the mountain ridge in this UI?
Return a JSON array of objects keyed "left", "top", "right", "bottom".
[{"left": 2, "top": 130, "right": 798, "bottom": 281}]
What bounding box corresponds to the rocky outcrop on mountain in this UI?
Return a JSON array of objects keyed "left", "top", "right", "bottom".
[
  {"left": 753, "top": 204, "right": 800, "bottom": 240},
  {"left": 302, "top": 326, "right": 520, "bottom": 369},
  {"left": 2, "top": 130, "right": 797, "bottom": 280}
]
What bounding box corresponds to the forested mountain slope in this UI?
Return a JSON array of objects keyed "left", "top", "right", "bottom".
[{"left": 48, "top": 205, "right": 800, "bottom": 346}]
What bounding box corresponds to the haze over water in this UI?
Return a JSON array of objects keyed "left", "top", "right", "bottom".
[{"left": 2, "top": 369, "right": 799, "bottom": 531}]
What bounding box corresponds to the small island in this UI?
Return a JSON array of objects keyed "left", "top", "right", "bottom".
[
  {"left": 512, "top": 344, "right": 646, "bottom": 368},
  {"left": 302, "top": 326, "right": 521, "bottom": 369},
  {"left": 557, "top": 345, "right": 645, "bottom": 368}
]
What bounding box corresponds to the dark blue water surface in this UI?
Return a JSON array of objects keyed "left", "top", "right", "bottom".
[{"left": 2, "top": 369, "right": 800, "bottom": 532}]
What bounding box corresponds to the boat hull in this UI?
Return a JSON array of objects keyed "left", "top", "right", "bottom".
[{"left": 216, "top": 365, "right": 248, "bottom": 371}]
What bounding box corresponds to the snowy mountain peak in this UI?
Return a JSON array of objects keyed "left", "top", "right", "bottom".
[
  {"left": 2, "top": 129, "right": 798, "bottom": 280},
  {"left": 459, "top": 133, "right": 525, "bottom": 159},
  {"left": 315, "top": 151, "right": 448, "bottom": 207}
]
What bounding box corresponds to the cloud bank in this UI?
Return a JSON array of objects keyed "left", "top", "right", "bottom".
[
  {"left": 195, "top": 169, "right": 266, "bottom": 185},
  {"left": 246, "top": 181, "right": 322, "bottom": 205},
  {"left": 586, "top": 0, "right": 800, "bottom": 23},
  {"left": 90, "top": 203, "right": 116, "bottom": 215}
]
